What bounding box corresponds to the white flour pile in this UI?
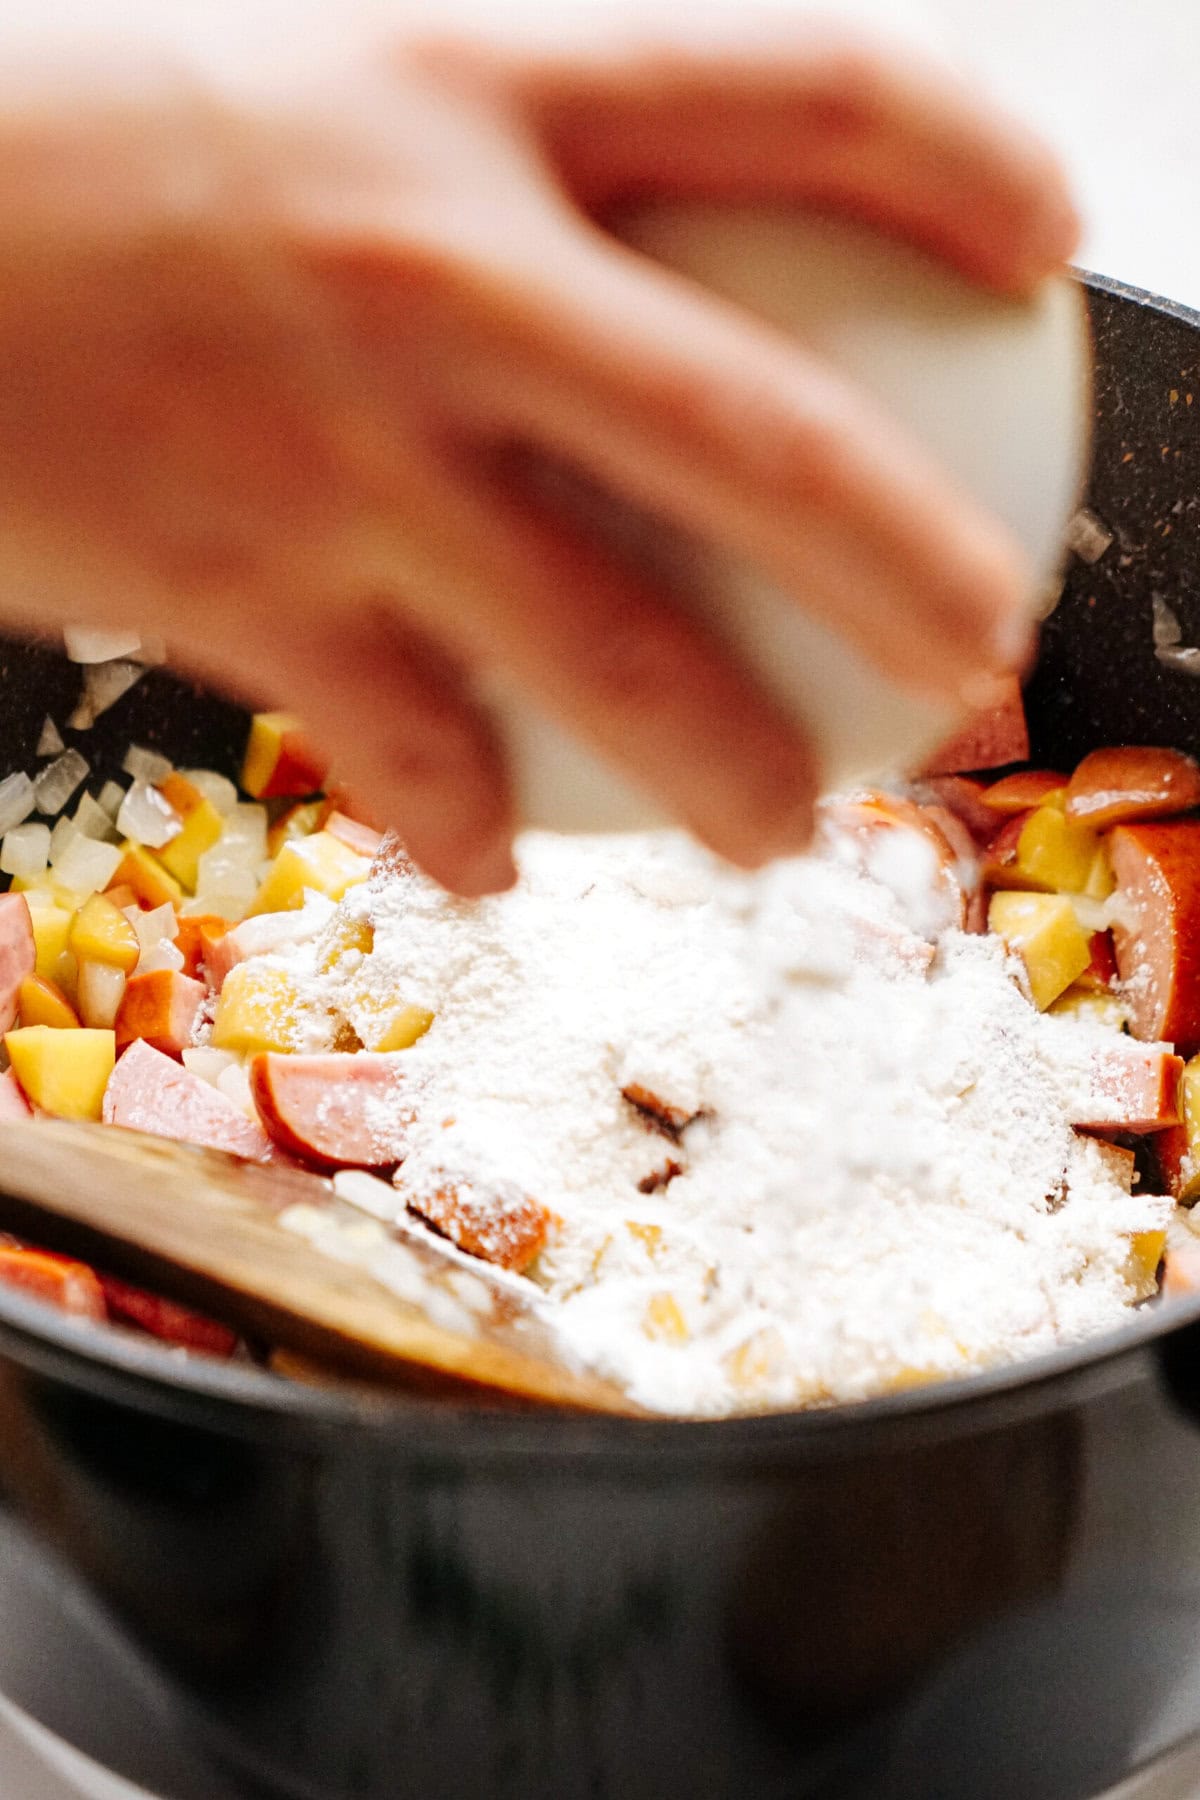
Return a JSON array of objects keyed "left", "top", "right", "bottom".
[{"left": 242, "top": 827, "right": 1171, "bottom": 1415}]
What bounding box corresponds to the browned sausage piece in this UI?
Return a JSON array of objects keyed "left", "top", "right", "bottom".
[
  {"left": 1110, "top": 823, "right": 1200, "bottom": 1052},
  {"left": 405, "top": 1173, "right": 548, "bottom": 1274},
  {"left": 1066, "top": 746, "right": 1200, "bottom": 828}
]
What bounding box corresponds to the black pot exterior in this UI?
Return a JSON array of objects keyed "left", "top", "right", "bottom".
[{"left": 3, "top": 273, "right": 1200, "bottom": 1798}]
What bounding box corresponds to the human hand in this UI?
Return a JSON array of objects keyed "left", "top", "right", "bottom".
[{"left": 0, "top": 1, "right": 1079, "bottom": 892}]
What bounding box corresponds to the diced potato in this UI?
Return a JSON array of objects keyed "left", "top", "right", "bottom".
[
  {"left": 29, "top": 905, "right": 75, "bottom": 985},
  {"left": 1014, "top": 803, "right": 1107, "bottom": 895},
  {"left": 211, "top": 962, "right": 309, "bottom": 1054},
  {"left": 68, "top": 892, "right": 140, "bottom": 973},
  {"left": 267, "top": 799, "right": 329, "bottom": 857},
  {"left": 241, "top": 712, "right": 328, "bottom": 800},
  {"left": 109, "top": 843, "right": 183, "bottom": 910},
  {"left": 4, "top": 1025, "right": 114, "bottom": 1119},
  {"left": 989, "top": 891, "right": 1092, "bottom": 1010},
  {"left": 249, "top": 832, "right": 372, "bottom": 916},
  {"left": 1127, "top": 1228, "right": 1168, "bottom": 1291},
  {"left": 369, "top": 1005, "right": 435, "bottom": 1053},
  {"left": 16, "top": 974, "right": 79, "bottom": 1029},
  {"left": 1083, "top": 841, "right": 1116, "bottom": 901},
  {"left": 643, "top": 1291, "right": 689, "bottom": 1344},
  {"left": 155, "top": 796, "right": 224, "bottom": 892},
  {"left": 724, "top": 1327, "right": 787, "bottom": 1393}
]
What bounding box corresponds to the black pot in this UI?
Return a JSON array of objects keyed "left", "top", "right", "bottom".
[{"left": 4, "top": 273, "right": 1200, "bottom": 1800}]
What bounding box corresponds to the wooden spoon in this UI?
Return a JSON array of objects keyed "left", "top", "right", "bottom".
[{"left": 0, "top": 1118, "right": 641, "bottom": 1415}]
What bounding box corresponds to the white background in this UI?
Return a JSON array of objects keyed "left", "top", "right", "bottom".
[{"left": 6, "top": 2, "right": 1200, "bottom": 1796}]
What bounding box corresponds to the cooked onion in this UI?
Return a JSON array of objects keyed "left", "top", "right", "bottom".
[
  {"left": 63, "top": 627, "right": 143, "bottom": 664},
  {"left": 36, "top": 716, "right": 64, "bottom": 757},
  {"left": 116, "top": 782, "right": 181, "bottom": 849},
  {"left": 121, "top": 744, "right": 173, "bottom": 785},
  {"left": 0, "top": 772, "right": 36, "bottom": 837},
  {"left": 0, "top": 822, "right": 50, "bottom": 880},
  {"left": 33, "top": 750, "right": 89, "bottom": 817}
]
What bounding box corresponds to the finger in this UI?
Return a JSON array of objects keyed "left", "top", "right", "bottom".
[
  {"left": 486, "top": 19, "right": 1079, "bottom": 295},
  {"left": 393, "top": 457, "right": 820, "bottom": 869},
  {"left": 178, "top": 597, "right": 518, "bottom": 898},
  {"left": 438, "top": 225, "right": 1032, "bottom": 701}
]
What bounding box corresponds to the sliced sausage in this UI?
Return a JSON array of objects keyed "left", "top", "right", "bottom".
[
  {"left": 0, "top": 893, "right": 35, "bottom": 1034},
  {"left": 1109, "top": 823, "right": 1200, "bottom": 1051},
  {"left": 1072, "top": 1045, "right": 1184, "bottom": 1134},
  {"left": 978, "top": 769, "right": 1066, "bottom": 815},
  {"left": 248, "top": 1051, "right": 417, "bottom": 1169},
  {"left": 1066, "top": 746, "right": 1200, "bottom": 828},
  {"left": 104, "top": 1037, "right": 272, "bottom": 1159},
  {"left": 919, "top": 674, "right": 1029, "bottom": 776},
  {"left": 97, "top": 1273, "right": 237, "bottom": 1357}
]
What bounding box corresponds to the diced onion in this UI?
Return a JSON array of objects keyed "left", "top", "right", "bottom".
[
  {"left": 97, "top": 779, "right": 125, "bottom": 819},
  {"left": 182, "top": 1048, "right": 240, "bottom": 1088},
  {"left": 0, "top": 772, "right": 36, "bottom": 836},
  {"left": 33, "top": 750, "right": 89, "bottom": 817},
  {"left": 137, "top": 938, "right": 185, "bottom": 975},
  {"left": 132, "top": 902, "right": 177, "bottom": 952},
  {"left": 117, "top": 781, "right": 181, "bottom": 849},
  {"left": 76, "top": 960, "right": 126, "bottom": 1029},
  {"left": 217, "top": 1062, "right": 257, "bottom": 1117},
  {"left": 73, "top": 792, "right": 118, "bottom": 842},
  {"left": 217, "top": 803, "right": 268, "bottom": 861},
  {"left": 52, "top": 834, "right": 123, "bottom": 895},
  {"left": 36, "top": 716, "right": 64, "bottom": 757},
  {"left": 121, "top": 744, "right": 173, "bottom": 785},
  {"left": 180, "top": 768, "right": 238, "bottom": 815},
  {"left": 63, "top": 627, "right": 143, "bottom": 664},
  {"left": 70, "top": 659, "right": 144, "bottom": 729},
  {"left": 48, "top": 814, "right": 80, "bottom": 868},
  {"left": 0, "top": 822, "right": 50, "bottom": 879}
]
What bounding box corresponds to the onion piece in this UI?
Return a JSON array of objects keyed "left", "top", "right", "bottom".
[
  {"left": 121, "top": 744, "right": 173, "bottom": 785},
  {"left": 33, "top": 750, "right": 89, "bottom": 817},
  {"left": 182, "top": 1048, "right": 240, "bottom": 1088},
  {"left": 70, "top": 660, "right": 144, "bottom": 730},
  {"left": 116, "top": 781, "right": 181, "bottom": 849},
  {"left": 51, "top": 834, "right": 123, "bottom": 896},
  {"left": 97, "top": 779, "right": 125, "bottom": 819},
  {"left": 136, "top": 938, "right": 186, "bottom": 975},
  {"left": 48, "top": 815, "right": 80, "bottom": 868},
  {"left": 36, "top": 717, "right": 64, "bottom": 757},
  {"left": 131, "top": 901, "right": 177, "bottom": 952},
  {"left": 180, "top": 768, "right": 238, "bottom": 816},
  {"left": 76, "top": 959, "right": 126, "bottom": 1029},
  {"left": 73, "top": 792, "right": 118, "bottom": 842},
  {"left": 63, "top": 627, "right": 143, "bottom": 664},
  {"left": 0, "top": 772, "right": 36, "bottom": 836},
  {"left": 0, "top": 822, "right": 50, "bottom": 879}
]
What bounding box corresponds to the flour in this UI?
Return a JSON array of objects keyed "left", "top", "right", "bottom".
[{"left": 244, "top": 827, "right": 1173, "bottom": 1415}]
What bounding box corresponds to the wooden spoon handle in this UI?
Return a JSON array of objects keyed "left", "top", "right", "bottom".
[{"left": 0, "top": 1119, "right": 639, "bottom": 1414}]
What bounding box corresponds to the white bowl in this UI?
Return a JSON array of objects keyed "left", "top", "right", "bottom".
[{"left": 489, "top": 204, "right": 1091, "bottom": 830}]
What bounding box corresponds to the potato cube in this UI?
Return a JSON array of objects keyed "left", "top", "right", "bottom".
[
  {"left": 109, "top": 844, "right": 183, "bottom": 910},
  {"left": 211, "top": 962, "right": 309, "bottom": 1054},
  {"left": 5, "top": 1025, "right": 114, "bottom": 1119},
  {"left": 155, "top": 796, "right": 224, "bottom": 891},
  {"left": 68, "top": 892, "right": 140, "bottom": 973},
  {"left": 988, "top": 891, "right": 1092, "bottom": 1010},
  {"left": 1015, "top": 803, "right": 1107, "bottom": 895},
  {"left": 250, "top": 832, "right": 372, "bottom": 916}
]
